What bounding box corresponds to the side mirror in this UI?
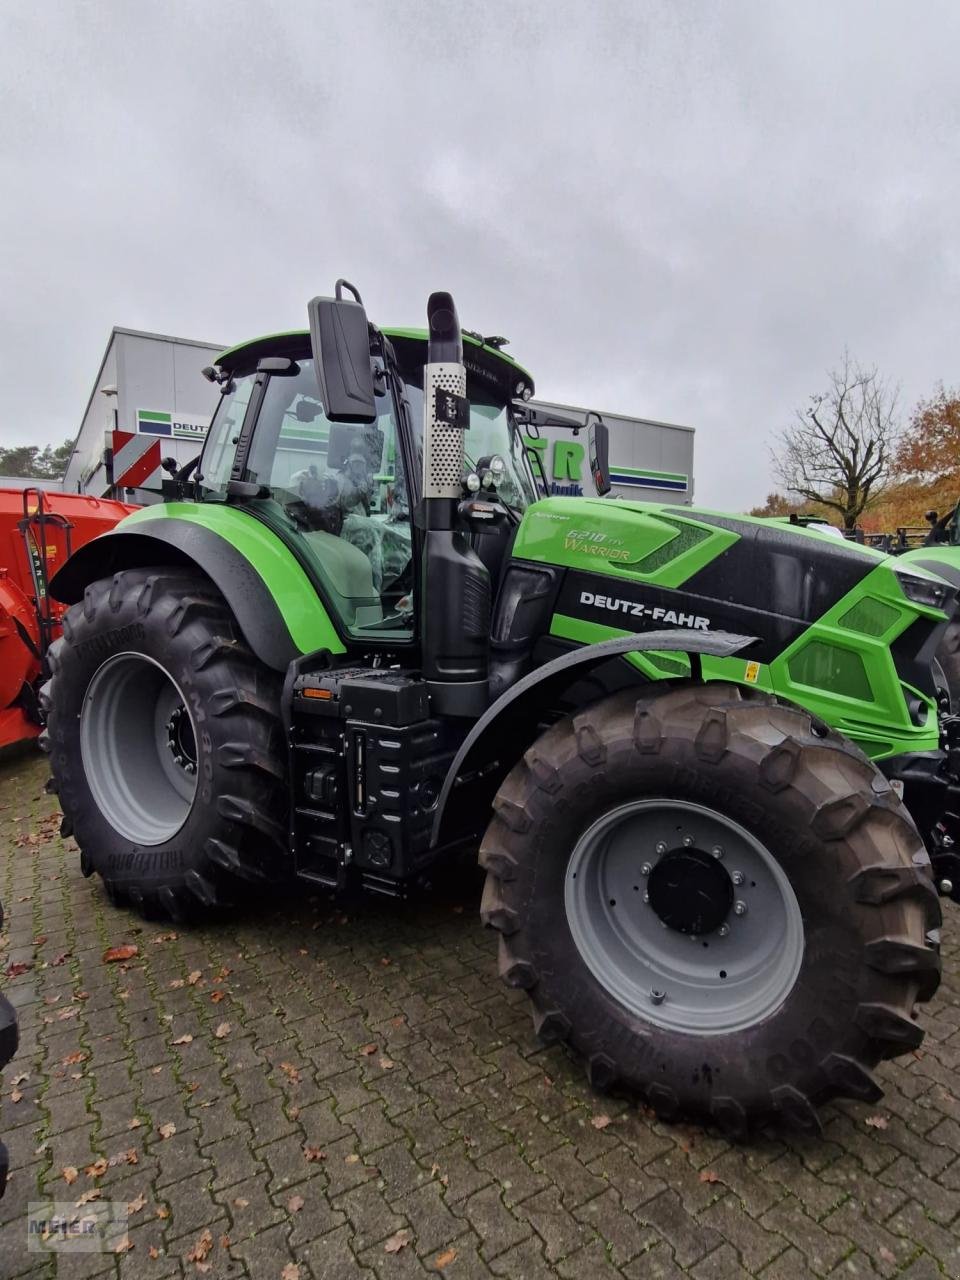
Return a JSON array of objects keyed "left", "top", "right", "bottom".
[
  {"left": 161, "top": 456, "right": 178, "bottom": 476},
  {"left": 587, "top": 417, "right": 611, "bottom": 496},
  {"left": 307, "top": 280, "right": 377, "bottom": 423}
]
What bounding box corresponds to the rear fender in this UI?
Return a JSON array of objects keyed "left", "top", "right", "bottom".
[
  {"left": 431, "top": 628, "right": 756, "bottom": 847},
  {"left": 49, "top": 511, "right": 345, "bottom": 671}
]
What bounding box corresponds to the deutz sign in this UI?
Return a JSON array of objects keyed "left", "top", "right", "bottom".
[{"left": 136, "top": 409, "right": 209, "bottom": 440}]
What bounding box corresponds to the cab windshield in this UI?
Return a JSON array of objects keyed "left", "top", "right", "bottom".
[{"left": 399, "top": 374, "right": 538, "bottom": 512}]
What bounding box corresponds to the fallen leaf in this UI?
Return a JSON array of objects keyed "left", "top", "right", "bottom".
[
  {"left": 879, "top": 1246, "right": 897, "bottom": 1264},
  {"left": 303, "top": 1144, "right": 326, "bottom": 1163},
  {"left": 287, "top": 1194, "right": 305, "bottom": 1213},
  {"left": 127, "top": 1191, "right": 147, "bottom": 1214},
  {"left": 384, "top": 1228, "right": 412, "bottom": 1254},
  {"left": 108, "top": 1148, "right": 138, "bottom": 1167},
  {"left": 153, "top": 932, "right": 178, "bottom": 943},
  {"left": 590, "top": 1114, "right": 611, "bottom": 1130},
  {"left": 102, "top": 945, "right": 138, "bottom": 964},
  {"left": 232, "top": 1197, "right": 249, "bottom": 1209},
  {"left": 62, "top": 1051, "right": 87, "bottom": 1066},
  {"left": 699, "top": 1169, "right": 720, "bottom": 1184},
  {"left": 281, "top": 1266, "right": 300, "bottom": 1280},
  {"left": 215, "top": 967, "right": 231, "bottom": 981},
  {"left": 186, "top": 1228, "right": 214, "bottom": 1263},
  {"left": 76, "top": 1188, "right": 101, "bottom": 1206},
  {"left": 57, "top": 1006, "right": 79, "bottom": 1021},
  {"left": 214, "top": 1022, "right": 231, "bottom": 1039},
  {"left": 156, "top": 1205, "right": 170, "bottom": 1219},
  {"left": 279, "top": 1062, "right": 301, "bottom": 1083},
  {"left": 186, "top": 969, "right": 202, "bottom": 986},
  {"left": 345, "top": 1153, "right": 360, "bottom": 1164},
  {"left": 390, "top": 1016, "right": 405, "bottom": 1028},
  {"left": 169, "top": 978, "right": 185, "bottom": 989},
  {"left": 10, "top": 1089, "right": 22, "bottom": 1103},
  {"left": 210, "top": 990, "right": 226, "bottom": 1003},
  {"left": 128, "top": 1117, "right": 142, "bottom": 1130},
  {"left": 52, "top": 952, "right": 70, "bottom": 966},
  {"left": 380, "top": 957, "right": 391, "bottom": 966},
  {"left": 379, "top": 1057, "right": 395, "bottom": 1071},
  {"left": 85, "top": 1158, "right": 108, "bottom": 1177},
  {"left": 171, "top": 1034, "right": 194, "bottom": 1046},
  {"left": 12, "top": 1072, "right": 28, "bottom": 1086},
  {"left": 5, "top": 961, "right": 33, "bottom": 978},
  {"left": 158, "top": 1122, "right": 177, "bottom": 1140},
  {"left": 149, "top": 1246, "right": 160, "bottom": 1259},
  {"left": 865, "top": 1114, "right": 888, "bottom": 1130},
  {"left": 62, "top": 1166, "right": 79, "bottom": 1185},
  {"left": 219, "top": 1234, "right": 230, "bottom": 1248},
  {"left": 114, "top": 1235, "right": 134, "bottom": 1254},
  {"left": 360, "top": 1043, "right": 378, "bottom": 1056},
  {"left": 34, "top": 935, "right": 48, "bottom": 946},
  {"left": 434, "top": 1248, "right": 457, "bottom": 1270}
]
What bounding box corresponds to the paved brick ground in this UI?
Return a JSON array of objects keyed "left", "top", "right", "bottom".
[{"left": 0, "top": 751, "right": 958, "bottom": 1279}]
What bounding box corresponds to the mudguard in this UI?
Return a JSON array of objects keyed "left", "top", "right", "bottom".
[
  {"left": 431, "top": 627, "right": 756, "bottom": 847},
  {"left": 49, "top": 503, "right": 345, "bottom": 671}
]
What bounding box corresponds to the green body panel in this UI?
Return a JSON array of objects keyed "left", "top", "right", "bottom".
[
  {"left": 117, "top": 503, "right": 346, "bottom": 656},
  {"left": 516, "top": 497, "right": 946, "bottom": 761},
  {"left": 898, "top": 545, "right": 960, "bottom": 576}
]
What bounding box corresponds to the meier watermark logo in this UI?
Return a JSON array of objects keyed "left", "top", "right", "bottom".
[{"left": 28, "top": 1201, "right": 129, "bottom": 1254}]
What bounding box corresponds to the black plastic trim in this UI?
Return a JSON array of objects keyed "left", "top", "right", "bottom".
[{"left": 431, "top": 627, "right": 756, "bottom": 847}]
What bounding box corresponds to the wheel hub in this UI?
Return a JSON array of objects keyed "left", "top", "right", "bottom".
[
  {"left": 166, "top": 704, "right": 197, "bottom": 775},
  {"left": 647, "top": 846, "right": 733, "bottom": 935}
]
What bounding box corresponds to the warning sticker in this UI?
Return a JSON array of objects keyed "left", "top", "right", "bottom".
[{"left": 744, "top": 660, "right": 761, "bottom": 684}]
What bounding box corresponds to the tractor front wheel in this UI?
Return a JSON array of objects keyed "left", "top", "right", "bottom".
[
  {"left": 481, "top": 682, "right": 941, "bottom": 1134},
  {"left": 43, "top": 567, "right": 288, "bottom": 920}
]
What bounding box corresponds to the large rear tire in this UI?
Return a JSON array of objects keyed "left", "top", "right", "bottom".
[
  {"left": 481, "top": 682, "right": 941, "bottom": 1134},
  {"left": 43, "top": 567, "right": 288, "bottom": 920}
]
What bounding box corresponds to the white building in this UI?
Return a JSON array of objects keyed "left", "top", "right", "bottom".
[{"left": 61, "top": 329, "right": 224, "bottom": 501}]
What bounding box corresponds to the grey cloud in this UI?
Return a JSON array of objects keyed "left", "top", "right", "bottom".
[{"left": 2, "top": 0, "right": 958, "bottom": 507}]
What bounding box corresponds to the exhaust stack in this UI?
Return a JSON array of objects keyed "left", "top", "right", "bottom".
[{"left": 418, "top": 292, "right": 491, "bottom": 716}]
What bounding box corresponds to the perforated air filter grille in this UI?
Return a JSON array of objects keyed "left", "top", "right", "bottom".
[{"left": 423, "top": 363, "right": 467, "bottom": 498}]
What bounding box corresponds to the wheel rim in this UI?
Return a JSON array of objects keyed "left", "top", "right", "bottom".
[
  {"left": 564, "top": 799, "right": 804, "bottom": 1034},
  {"left": 80, "top": 652, "right": 198, "bottom": 847}
]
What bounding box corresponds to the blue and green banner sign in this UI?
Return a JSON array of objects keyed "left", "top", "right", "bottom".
[{"left": 136, "top": 409, "right": 209, "bottom": 441}]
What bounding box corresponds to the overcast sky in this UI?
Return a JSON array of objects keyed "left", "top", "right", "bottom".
[{"left": 2, "top": 1, "right": 958, "bottom": 508}]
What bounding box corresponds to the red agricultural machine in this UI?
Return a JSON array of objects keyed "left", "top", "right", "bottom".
[{"left": 0, "top": 488, "right": 137, "bottom": 750}]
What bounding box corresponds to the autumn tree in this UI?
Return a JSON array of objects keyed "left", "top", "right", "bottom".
[
  {"left": 771, "top": 354, "right": 899, "bottom": 530},
  {"left": 894, "top": 384, "right": 960, "bottom": 486}
]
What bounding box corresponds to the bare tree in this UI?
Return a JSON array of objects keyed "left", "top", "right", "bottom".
[{"left": 772, "top": 353, "right": 900, "bottom": 530}]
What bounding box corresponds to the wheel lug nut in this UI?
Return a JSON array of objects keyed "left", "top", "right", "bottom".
[
  {"left": 732, "top": 871, "right": 744, "bottom": 886},
  {"left": 642, "top": 891, "right": 650, "bottom": 903},
  {"left": 711, "top": 845, "right": 723, "bottom": 858},
  {"left": 682, "top": 835, "right": 694, "bottom": 847},
  {"left": 185, "top": 763, "right": 196, "bottom": 775},
  {"left": 939, "top": 879, "right": 954, "bottom": 895},
  {"left": 650, "top": 990, "right": 666, "bottom": 1005},
  {"left": 734, "top": 900, "right": 747, "bottom": 916},
  {"left": 718, "top": 923, "right": 730, "bottom": 937},
  {"left": 641, "top": 862, "right": 652, "bottom": 876},
  {"left": 655, "top": 841, "right": 667, "bottom": 855}
]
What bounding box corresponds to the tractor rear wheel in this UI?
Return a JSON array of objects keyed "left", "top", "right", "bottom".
[
  {"left": 481, "top": 682, "right": 941, "bottom": 1134},
  {"left": 43, "top": 567, "right": 288, "bottom": 920},
  {"left": 935, "top": 618, "right": 960, "bottom": 706}
]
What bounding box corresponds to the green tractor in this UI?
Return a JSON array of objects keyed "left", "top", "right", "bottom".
[{"left": 44, "top": 283, "right": 951, "bottom": 1134}]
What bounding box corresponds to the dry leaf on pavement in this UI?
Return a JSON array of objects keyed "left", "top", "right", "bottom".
[
  {"left": 281, "top": 1266, "right": 300, "bottom": 1280},
  {"left": 171, "top": 1034, "right": 194, "bottom": 1046},
  {"left": 158, "top": 1122, "right": 176, "bottom": 1140},
  {"left": 865, "top": 1114, "right": 889, "bottom": 1129},
  {"left": 287, "top": 1194, "right": 305, "bottom": 1213},
  {"left": 303, "top": 1144, "right": 326, "bottom": 1162},
  {"left": 214, "top": 1022, "right": 231, "bottom": 1039},
  {"left": 61, "top": 1166, "right": 78, "bottom": 1185},
  {"left": 102, "top": 945, "right": 138, "bottom": 963},
  {"left": 186, "top": 1228, "right": 214, "bottom": 1263},
  {"left": 590, "top": 1114, "right": 611, "bottom": 1130},
  {"left": 384, "top": 1228, "right": 412, "bottom": 1254},
  {"left": 434, "top": 1249, "right": 457, "bottom": 1270}
]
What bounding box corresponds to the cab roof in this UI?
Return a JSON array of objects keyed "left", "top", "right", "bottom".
[{"left": 215, "top": 326, "right": 535, "bottom": 398}]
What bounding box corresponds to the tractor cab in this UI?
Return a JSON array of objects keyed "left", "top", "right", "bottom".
[{"left": 194, "top": 318, "right": 540, "bottom": 646}]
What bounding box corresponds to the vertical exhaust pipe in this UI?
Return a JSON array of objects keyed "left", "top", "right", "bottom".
[{"left": 419, "top": 292, "right": 491, "bottom": 715}]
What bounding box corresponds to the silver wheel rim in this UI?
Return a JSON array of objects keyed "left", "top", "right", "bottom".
[
  {"left": 80, "top": 652, "right": 198, "bottom": 846},
  {"left": 564, "top": 799, "right": 804, "bottom": 1035}
]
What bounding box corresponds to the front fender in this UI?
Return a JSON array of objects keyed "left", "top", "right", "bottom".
[
  {"left": 431, "top": 627, "right": 756, "bottom": 848},
  {"left": 898, "top": 546, "right": 960, "bottom": 595},
  {"left": 49, "top": 503, "right": 345, "bottom": 671}
]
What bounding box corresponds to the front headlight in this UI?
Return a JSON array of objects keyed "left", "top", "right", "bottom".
[{"left": 894, "top": 568, "right": 954, "bottom": 611}]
